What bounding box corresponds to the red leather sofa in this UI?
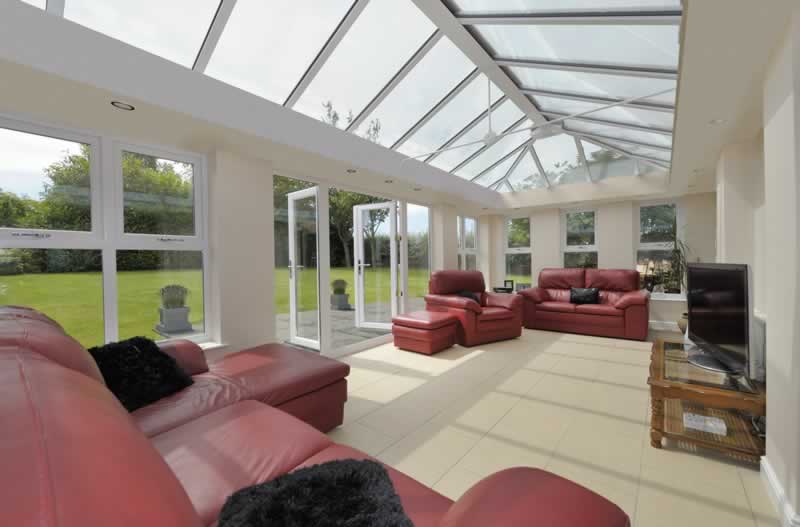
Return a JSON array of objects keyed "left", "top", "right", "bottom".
[
  {"left": 425, "top": 270, "right": 523, "bottom": 347},
  {"left": 518, "top": 268, "right": 650, "bottom": 341},
  {"left": 2, "top": 305, "right": 630, "bottom": 527}
]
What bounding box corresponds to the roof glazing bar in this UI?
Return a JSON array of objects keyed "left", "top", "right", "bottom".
[
  {"left": 46, "top": 0, "right": 64, "bottom": 16},
  {"left": 452, "top": 116, "right": 527, "bottom": 174},
  {"left": 528, "top": 144, "right": 550, "bottom": 188},
  {"left": 568, "top": 130, "right": 671, "bottom": 151},
  {"left": 542, "top": 111, "right": 673, "bottom": 136},
  {"left": 480, "top": 142, "right": 528, "bottom": 187},
  {"left": 469, "top": 138, "right": 530, "bottom": 182},
  {"left": 347, "top": 30, "right": 442, "bottom": 132},
  {"left": 521, "top": 88, "right": 674, "bottom": 113},
  {"left": 583, "top": 137, "right": 670, "bottom": 169},
  {"left": 392, "top": 68, "right": 480, "bottom": 149},
  {"left": 425, "top": 95, "right": 507, "bottom": 163},
  {"left": 284, "top": 0, "right": 368, "bottom": 108},
  {"left": 193, "top": 0, "right": 237, "bottom": 72},
  {"left": 495, "top": 58, "right": 678, "bottom": 80},
  {"left": 575, "top": 136, "right": 593, "bottom": 183},
  {"left": 456, "top": 12, "right": 681, "bottom": 26}
]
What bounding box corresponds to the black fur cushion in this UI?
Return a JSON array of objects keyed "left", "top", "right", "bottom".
[
  {"left": 570, "top": 287, "right": 600, "bottom": 305},
  {"left": 219, "top": 459, "right": 413, "bottom": 527},
  {"left": 457, "top": 290, "right": 480, "bottom": 303},
  {"left": 88, "top": 337, "right": 194, "bottom": 412}
]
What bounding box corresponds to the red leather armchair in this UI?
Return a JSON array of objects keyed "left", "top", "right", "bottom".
[
  {"left": 518, "top": 268, "right": 649, "bottom": 341},
  {"left": 425, "top": 270, "right": 522, "bottom": 347}
]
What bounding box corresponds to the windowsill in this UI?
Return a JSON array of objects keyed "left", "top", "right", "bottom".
[{"left": 650, "top": 292, "right": 686, "bottom": 302}]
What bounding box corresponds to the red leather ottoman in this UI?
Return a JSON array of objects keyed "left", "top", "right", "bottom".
[{"left": 392, "top": 311, "right": 458, "bottom": 355}]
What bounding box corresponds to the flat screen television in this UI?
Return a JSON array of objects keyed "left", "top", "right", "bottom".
[{"left": 686, "top": 263, "right": 749, "bottom": 377}]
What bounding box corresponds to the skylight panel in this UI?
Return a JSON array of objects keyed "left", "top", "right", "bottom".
[
  {"left": 397, "top": 74, "right": 502, "bottom": 158},
  {"left": 510, "top": 68, "right": 676, "bottom": 105},
  {"left": 205, "top": 0, "right": 354, "bottom": 105},
  {"left": 564, "top": 120, "right": 673, "bottom": 147},
  {"left": 533, "top": 95, "right": 675, "bottom": 129},
  {"left": 429, "top": 99, "right": 525, "bottom": 172},
  {"left": 354, "top": 37, "right": 475, "bottom": 147},
  {"left": 605, "top": 141, "right": 672, "bottom": 163},
  {"left": 454, "top": 119, "right": 533, "bottom": 180},
  {"left": 507, "top": 150, "right": 545, "bottom": 191},
  {"left": 474, "top": 24, "right": 679, "bottom": 69},
  {"left": 64, "top": 0, "right": 221, "bottom": 67},
  {"left": 581, "top": 140, "right": 637, "bottom": 180},
  {"left": 449, "top": 0, "right": 681, "bottom": 14},
  {"left": 293, "top": 0, "right": 435, "bottom": 129},
  {"left": 472, "top": 153, "right": 517, "bottom": 187},
  {"left": 533, "top": 134, "right": 587, "bottom": 185}
]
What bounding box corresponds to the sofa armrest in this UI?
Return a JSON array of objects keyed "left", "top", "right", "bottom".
[
  {"left": 484, "top": 292, "right": 523, "bottom": 312},
  {"left": 517, "top": 287, "right": 549, "bottom": 304},
  {"left": 439, "top": 468, "right": 629, "bottom": 527},
  {"left": 157, "top": 339, "right": 209, "bottom": 375},
  {"left": 614, "top": 290, "right": 650, "bottom": 310},
  {"left": 424, "top": 294, "right": 483, "bottom": 314}
]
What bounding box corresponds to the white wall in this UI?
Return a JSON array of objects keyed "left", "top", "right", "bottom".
[
  {"left": 431, "top": 204, "right": 459, "bottom": 272},
  {"left": 208, "top": 150, "right": 275, "bottom": 351},
  {"left": 597, "top": 201, "right": 636, "bottom": 269},
  {"left": 762, "top": 11, "right": 800, "bottom": 520}
]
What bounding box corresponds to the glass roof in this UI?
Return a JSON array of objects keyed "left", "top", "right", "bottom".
[{"left": 50, "top": 0, "right": 681, "bottom": 194}]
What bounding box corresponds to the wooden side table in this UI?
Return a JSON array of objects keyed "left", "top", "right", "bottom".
[{"left": 648, "top": 338, "right": 766, "bottom": 464}]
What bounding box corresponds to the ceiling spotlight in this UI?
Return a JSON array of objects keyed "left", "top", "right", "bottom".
[
  {"left": 708, "top": 119, "right": 727, "bottom": 125},
  {"left": 111, "top": 101, "right": 135, "bottom": 111},
  {"left": 413, "top": 187, "right": 422, "bottom": 191},
  {"left": 346, "top": 168, "right": 357, "bottom": 174},
  {"left": 384, "top": 179, "right": 394, "bottom": 184}
]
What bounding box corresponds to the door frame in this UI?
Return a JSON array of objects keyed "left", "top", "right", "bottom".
[
  {"left": 287, "top": 186, "right": 321, "bottom": 350},
  {"left": 353, "top": 201, "right": 398, "bottom": 330}
]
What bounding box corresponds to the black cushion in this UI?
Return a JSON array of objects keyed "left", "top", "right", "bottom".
[
  {"left": 570, "top": 287, "right": 600, "bottom": 305},
  {"left": 219, "top": 459, "right": 413, "bottom": 527},
  {"left": 457, "top": 290, "right": 480, "bottom": 303},
  {"left": 88, "top": 337, "right": 194, "bottom": 412}
]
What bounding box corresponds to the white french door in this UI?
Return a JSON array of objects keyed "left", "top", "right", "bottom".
[
  {"left": 287, "top": 187, "right": 320, "bottom": 350},
  {"left": 353, "top": 202, "right": 398, "bottom": 330}
]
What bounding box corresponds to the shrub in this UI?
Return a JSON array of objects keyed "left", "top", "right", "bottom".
[{"left": 160, "top": 284, "right": 189, "bottom": 309}]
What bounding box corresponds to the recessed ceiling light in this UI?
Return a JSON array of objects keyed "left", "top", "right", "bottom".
[
  {"left": 384, "top": 179, "right": 393, "bottom": 184},
  {"left": 481, "top": 207, "right": 489, "bottom": 210},
  {"left": 709, "top": 119, "right": 727, "bottom": 125},
  {"left": 413, "top": 187, "right": 422, "bottom": 191},
  {"left": 346, "top": 168, "right": 357, "bottom": 174},
  {"left": 111, "top": 101, "right": 135, "bottom": 111}
]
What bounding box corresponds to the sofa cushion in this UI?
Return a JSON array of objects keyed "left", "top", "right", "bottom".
[
  {"left": 585, "top": 269, "right": 640, "bottom": 292},
  {"left": 154, "top": 401, "right": 333, "bottom": 526},
  {"left": 429, "top": 270, "right": 486, "bottom": 295},
  {"left": 209, "top": 343, "right": 350, "bottom": 407},
  {"left": 539, "top": 268, "right": 585, "bottom": 290},
  {"left": 479, "top": 306, "right": 515, "bottom": 321},
  {"left": 537, "top": 302, "right": 577, "bottom": 314},
  {"left": 575, "top": 304, "right": 624, "bottom": 317},
  {"left": 570, "top": 287, "right": 600, "bottom": 305}
]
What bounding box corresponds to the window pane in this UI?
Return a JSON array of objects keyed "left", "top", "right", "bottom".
[
  {"left": 117, "top": 250, "right": 204, "bottom": 340},
  {"left": 64, "top": 0, "right": 221, "bottom": 67},
  {"left": 473, "top": 152, "right": 517, "bottom": 187},
  {"left": 294, "top": 0, "right": 435, "bottom": 129},
  {"left": 566, "top": 211, "right": 595, "bottom": 245},
  {"left": 510, "top": 67, "right": 676, "bottom": 105},
  {"left": 0, "top": 127, "right": 91, "bottom": 231},
  {"left": 206, "top": 0, "right": 353, "bottom": 105},
  {"left": 640, "top": 204, "right": 676, "bottom": 243},
  {"left": 533, "top": 95, "right": 675, "bottom": 130},
  {"left": 534, "top": 134, "right": 587, "bottom": 185},
  {"left": 458, "top": 253, "right": 463, "bottom": 270},
  {"left": 0, "top": 248, "right": 103, "bottom": 347},
  {"left": 406, "top": 204, "right": 430, "bottom": 312},
  {"left": 122, "top": 151, "right": 195, "bottom": 236},
  {"left": 564, "top": 120, "right": 673, "bottom": 147},
  {"left": 465, "top": 254, "right": 478, "bottom": 271},
  {"left": 356, "top": 38, "right": 474, "bottom": 147},
  {"left": 507, "top": 218, "right": 530, "bottom": 248},
  {"left": 582, "top": 141, "right": 637, "bottom": 181},
  {"left": 602, "top": 140, "right": 673, "bottom": 163},
  {"left": 398, "top": 74, "right": 502, "bottom": 158},
  {"left": 564, "top": 251, "right": 598, "bottom": 269},
  {"left": 450, "top": 0, "right": 681, "bottom": 14},
  {"left": 637, "top": 249, "right": 681, "bottom": 293},
  {"left": 505, "top": 254, "right": 531, "bottom": 285},
  {"left": 430, "top": 99, "right": 525, "bottom": 172},
  {"left": 463, "top": 217, "right": 478, "bottom": 249},
  {"left": 455, "top": 119, "right": 532, "bottom": 180},
  {"left": 474, "top": 24, "right": 679, "bottom": 69},
  {"left": 507, "top": 150, "right": 545, "bottom": 191}
]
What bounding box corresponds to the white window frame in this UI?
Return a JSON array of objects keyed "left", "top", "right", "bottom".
[
  {"left": 504, "top": 215, "right": 532, "bottom": 283},
  {"left": 636, "top": 200, "right": 684, "bottom": 300},
  {"left": 457, "top": 215, "right": 478, "bottom": 270},
  {"left": 0, "top": 113, "right": 211, "bottom": 345},
  {"left": 561, "top": 208, "right": 598, "bottom": 267}
]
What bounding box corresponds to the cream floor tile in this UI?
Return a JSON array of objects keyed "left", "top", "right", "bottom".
[
  {"left": 636, "top": 482, "right": 756, "bottom": 527},
  {"left": 357, "top": 402, "right": 441, "bottom": 439},
  {"left": 327, "top": 422, "right": 397, "bottom": 456},
  {"left": 489, "top": 398, "right": 576, "bottom": 451},
  {"left": 343, "top": 395, "right": 382, "bottom": 424},
  {"left": 739, "top": 468, "right": 781, "bottom": 527},
  {"left": 525, "top": 373, "right": 597, "bottom": 410},
  {"left": 549, "top": 355, "right": 603, "bottom": 381},
  {"left": 454, "top": 435, "right": 553, "bottom": 478},
  {"left": 491, "top": 368, "right": 545, "bottom": 396},
  {"left": 567, "top": 410, "right": 648, "bottom": 442},
  {"left": 523, "top": 352, "right": 564, "bottom": 373},
  {"left": 433, "top": 391, "right": 520, "bottom": 433},
  {"left": 593, "top": 362, "right": 651, "bottom": 390},
  {"left": 351, "top": 373, "right": 427, "bottom": 404},
  {"left": 433, "top": 467, "right": 485, "bottom": 500},
  {"left": 345, "top": 366, "right": 398, "bottom": 391}
]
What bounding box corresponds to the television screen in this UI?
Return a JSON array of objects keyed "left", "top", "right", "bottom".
[{"left": 687, "top": 263, "right": 749, "bottom": 375}]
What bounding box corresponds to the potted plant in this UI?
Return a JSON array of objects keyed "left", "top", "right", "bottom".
[
  {"left": 156, "top": 284, "right": 193, "bottom": 334},
  {"left": 330, "top": 279, "right": 351, "bottom": 311}
]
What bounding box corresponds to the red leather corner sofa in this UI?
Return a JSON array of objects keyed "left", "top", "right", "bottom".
[
  {"left": 2, "top": 305, "right": 630, "bottom": 527},
  {"left": 518, "top": 268, "right": 650, "bottom": 341},
  {"left": 425, "top": 270, "right": 523, "bottom": 347}
]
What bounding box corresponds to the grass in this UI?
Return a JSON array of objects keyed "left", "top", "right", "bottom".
[{"left": 0, "top": 267, "right": 431, "bottom": 348}]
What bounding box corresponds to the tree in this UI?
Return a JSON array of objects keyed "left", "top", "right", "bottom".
[
  {"left": 321, "top": 100, "right": 382, "bottom": 144},
  {"left": 328, "top": 189, "right": 386, "bottom": 268},
  {"left": 0, "top": 189, "right": 33, "bottom": 228}
]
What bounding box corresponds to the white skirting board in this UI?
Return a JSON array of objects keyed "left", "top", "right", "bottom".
[
  {"left": 761, "top": 456, "right": 799, "bottom": 527},
  {"left": 649, "top": 320, "right": 680, "bottom": 332}
]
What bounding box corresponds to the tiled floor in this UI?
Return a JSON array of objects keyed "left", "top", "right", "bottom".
[{"left": 327, "top": 329, "right": 779, "bottom": 527}]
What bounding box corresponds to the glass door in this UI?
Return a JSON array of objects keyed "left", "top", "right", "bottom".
[
  {"left": 288, "top": 187, "right": 320, "bottom": 350},
  {"left": 353, "top": 202, "right": 397, "bottom": 330}
]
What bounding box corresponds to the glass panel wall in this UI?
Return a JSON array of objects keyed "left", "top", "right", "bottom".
[{"left": 405, "top": 204, "right": 430, "bottom": 312}]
